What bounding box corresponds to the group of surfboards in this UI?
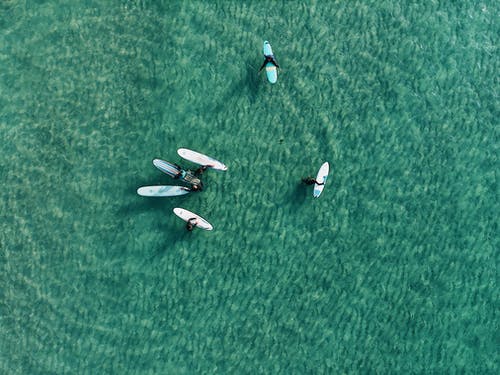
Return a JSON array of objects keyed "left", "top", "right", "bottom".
[
  {"left": 137, "top": 42, "right": 329, "bottom": 231},
  {"left": 137, "top": 148, "right": 227, "bottom": 231}
]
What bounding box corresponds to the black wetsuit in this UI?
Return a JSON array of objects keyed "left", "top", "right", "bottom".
[
  {"left": 259, "top": 55, "right": 279, "bottom": 71},
  {"left": 186, "top": 218, "right": 197, "bottom": 231},
  {"left": 302, "top": 177, "right": 323, "bottom": 185},
  {"left": 195, "top": 165, "right": 209, "bottom": 176}
]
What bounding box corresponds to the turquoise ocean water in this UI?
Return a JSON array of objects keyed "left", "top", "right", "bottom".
[{"left": 1, "top": 1, "right": 498, "bottom": 373}]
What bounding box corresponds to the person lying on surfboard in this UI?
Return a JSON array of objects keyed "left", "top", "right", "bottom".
[
  {"left": 185, "top": 174, "right": 203, "bottom": 191},
  {"left": 302, "top": 177, "right": 324, "bottom": 186},
  {"left": 173, "top": 168, "right": 204, "bottom": 191},
  {"left": 186, "top": 218, "right": 198, "bottom": 231},
  {"left": 259, "top": 55, "right": 280, "bottom": 71}
]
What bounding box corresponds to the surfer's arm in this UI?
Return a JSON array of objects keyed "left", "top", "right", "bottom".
[
  {"left": 194, "top": 165, "right": 209, "bottom": 176},
  {"left": 258, "top": 61, "right": 267, "bottom": 72}
]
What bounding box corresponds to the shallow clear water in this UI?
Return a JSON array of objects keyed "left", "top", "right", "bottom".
[{"left": 1, "top": 1, "right": 497, "bottom": 373}]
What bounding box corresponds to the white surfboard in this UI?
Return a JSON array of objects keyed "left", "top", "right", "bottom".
[
  {"left": 137, "top": 185, "right": 190, "bottom": 197},
  {"left": 173, "top": 208, "right": 213, "bottom": 231},
  {"left": 313, "top": 162, "right": 329, "bottom": 198},
  {"left": 177, "top": 148, "right": 227, "bottom": 171}
]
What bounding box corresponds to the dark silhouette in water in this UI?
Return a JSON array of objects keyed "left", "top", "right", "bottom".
[
  {"left": 195, "top": 165, "right": 210, "bottom": 176},
  {"left": 259, "top": 55, "right": 279, "bottom": 71},
  {"left": 302, "top": 177, "right": 323, "bottom": 185},
  {"left": 186, "top": 218, "right": 198, "bottom": 231}
]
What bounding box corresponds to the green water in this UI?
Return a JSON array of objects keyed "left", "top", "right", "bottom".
[{"left": 1, "top": 1, "right": 497, "bottom": 373}]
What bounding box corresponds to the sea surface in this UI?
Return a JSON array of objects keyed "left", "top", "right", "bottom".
[{"left": 0, "top": 1, "right": 497, "bottom": 373}]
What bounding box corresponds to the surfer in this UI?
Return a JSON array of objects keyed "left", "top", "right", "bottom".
[
  {"left": 302, "top": 177, "right": 324, "bottom": 185},
  {"left": 194, "top": 165, "right": 210, "bottom": 176},
  {"left": 189, "top": 183, "right": 203, "bottom": 192},
  {"left": 180, "top": 170, "right": 203, "bottom": 191},
  {"left": 259, "top": 55, "right": 279, "bottom": 71},
  {"left": 186, "top": 217, "right": 198, "bottom": 231}
]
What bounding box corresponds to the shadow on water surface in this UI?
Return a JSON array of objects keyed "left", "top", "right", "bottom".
[
  {"left": 208, "top": 60, "right": 262, "bottom": 120},
  {"left": 289, "top": 181, "right": 309, "bottom": 206},
  {"left": 118, "top": 198, "right": 166, "bottom": 217},
  {"left": 233, "top": 59, "right": 262, "bottom": 98},
  {"left": 148, "top": 221, "right": 203, "bottom": 261}
]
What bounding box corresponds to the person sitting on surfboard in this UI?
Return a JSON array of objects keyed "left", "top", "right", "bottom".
[
  {"left": 259, "top": 55, "right": 279, "bottom": 71},
  {"left": 186, "top": 218, "right": 198, "bottom": 231},
  {"left": 302, "top": 177, "right": 324, "bottom": 186}
]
